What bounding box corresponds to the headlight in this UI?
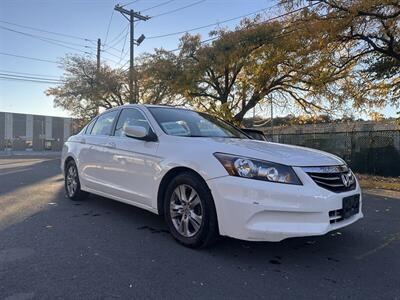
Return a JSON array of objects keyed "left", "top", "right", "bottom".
[{"left": 214, "top": 153, "right": 302, "bottom": 185}]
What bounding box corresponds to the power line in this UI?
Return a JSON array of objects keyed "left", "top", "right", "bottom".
[
  {"left": 120, "top": 0, "right": 140, "bottom": 8},
  {"left": 0, "top": 52, "right": 58, "bottom": 64},
  {"left": 0, "top": 72, "right": 63, "bottom": 82},
  {"left": 119, "top": 59, "right": 130, "bottom": 70},
  {"left": 103, "top": 25, "right": 129, "bottom": 52},
  {"left": 0, "top": 76, "right": 63, "bottom": 84},
  {"left": 99, "top": 54, "right": 121, "bottom": 65},
  {"left": 0, "top": 19, "right": 94, "bottom": 41},
  {"left": 150, "top": 0, "right": 206, "bottom": 18},
  {"left": 118, "top": 24, "right": 130, "bottom": 64},
  {"left": 165, "top": 3, "right": 318, "bottom": 53},
  {"left": 102, "top": 49, "right": 124, "bottom": 60},
  {"left": 104, "top": 21, "right": 143, "bottom": 58},
  {"left": 148, "top": 3, "right": 280, "bottom": 39},
  {"left": 104, "top": 10, "right": 115, "bottom": 45},
  {"left": 0, "top": 25, "right": 94, "bottom": 55},
  {"left": 0, "top": 50, "right": 115, "bottom": 68},
  {"left": 0, "top": 25, "right": 94, "bottom": 49},
  {"left": 167, "top": 36, "right": 217, "bottom": 52},
  {"left": 102, "top": 43, "right": 127, "bottom": 54},
  {"left": 106, "top": 24, "right": 129, "bottom": 45},
  {"left": 141, "top": 0, "right": 176, "bottom": 12},
  {"left": 0, "top": 69, "right": 61, "bottom": 78}
]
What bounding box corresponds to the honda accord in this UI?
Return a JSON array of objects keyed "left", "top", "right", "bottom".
[{"left": 61, "top": 105, "right": 363, "bottom": 247}]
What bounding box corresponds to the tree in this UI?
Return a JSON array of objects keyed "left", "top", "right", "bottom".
[
  {"left": 136, "top": 50, "right": 184, "bottom": 105},
  {"left": 282, "top": 0, "right": 400, "bottom": 107},
  {"left": 143, "top": 17, "right": 353, "bottom": 123},
  {"left": 46, "top": 55, "right": 128, "bottom": 120},
  {"left": 47, "top": 54, "right": 180, "bottom": 120}
]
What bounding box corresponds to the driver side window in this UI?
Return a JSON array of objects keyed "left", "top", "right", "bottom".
[{"left": 114, "top": 108, "right": 150, "bottom": 137}]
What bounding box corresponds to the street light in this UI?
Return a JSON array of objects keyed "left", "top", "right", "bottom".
[{"left": 135, "top": 34, "right": 145, "bottom": 46}]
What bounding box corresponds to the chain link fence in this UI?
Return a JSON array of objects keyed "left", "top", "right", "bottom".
[{"left": 272, "top": 130, "right": 400, "bottom": 177}]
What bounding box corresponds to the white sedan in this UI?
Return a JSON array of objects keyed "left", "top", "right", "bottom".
[{"left": 61, "top": 104, "right": 363, "bottom": 247}]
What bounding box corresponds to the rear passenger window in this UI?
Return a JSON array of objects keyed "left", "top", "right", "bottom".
[
  {"left": 91, "top": 110, "right": 118, "bottom": 136},
  {"left": 85, "top": 118, "right": 97, "bottom": 134}
]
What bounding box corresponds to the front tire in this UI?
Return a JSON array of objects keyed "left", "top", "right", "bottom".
[
  {"left": 64, "top": 160, "right": 88, "bottom": 201},
  {"left": 164, "top": 172, "right": 219, "bottom": 248}
]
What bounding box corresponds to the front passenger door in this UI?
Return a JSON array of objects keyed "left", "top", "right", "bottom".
[
  {"left": 105, "top": 108, "right": 160, "bottom": 207},
  {"left": 79, "top": 109, "right": 119, "bottom": 192}
]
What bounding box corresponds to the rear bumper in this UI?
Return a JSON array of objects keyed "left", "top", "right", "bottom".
[{"left": 207, "top": 167, "right": 363, "bottom": 242}]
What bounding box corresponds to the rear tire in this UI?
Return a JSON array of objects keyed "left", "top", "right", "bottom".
[
  {"left": 164, "top": 172, "right": 219, "bottom": 248},
  {"left": 64, "top": 160, "right": 88, "bottom": 201}
]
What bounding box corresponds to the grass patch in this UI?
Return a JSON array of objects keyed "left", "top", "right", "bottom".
[{"left": 356, "top": 174, "right": 400, "bottom": 191}]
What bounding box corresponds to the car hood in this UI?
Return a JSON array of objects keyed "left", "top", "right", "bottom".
[{"left": 202, "top": 138, "right": 345, "bottom": 167}]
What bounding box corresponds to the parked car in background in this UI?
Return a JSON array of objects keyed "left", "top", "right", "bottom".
[
  {"left": 62, "top": 104, "right": 363, "bottom": 248},
  {"left": 241, "top": 128, "right": 269, "bottom": 141}
]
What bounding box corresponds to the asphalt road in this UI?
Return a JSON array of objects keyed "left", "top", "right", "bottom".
[{"left": 0, "top": 157, "right": 399, "bottom": 300}]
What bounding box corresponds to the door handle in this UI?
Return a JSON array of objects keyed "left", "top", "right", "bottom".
[{"left": 105, "top": 142, "right": 116, "bottom": 149}]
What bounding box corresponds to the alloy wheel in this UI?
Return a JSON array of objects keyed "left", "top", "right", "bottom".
[
  {"left": 66, "top": 165, "right": 78, "bottom": 197},
  {"left": 170, "top": 184, "right": 203, "bottom": 237}
]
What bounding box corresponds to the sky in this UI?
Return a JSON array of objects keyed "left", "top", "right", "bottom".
[{"left": 0, "top": 0, "right": 398, "bottom": 119}]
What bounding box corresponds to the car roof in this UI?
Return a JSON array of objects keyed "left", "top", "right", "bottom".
[
  {"left": 120, "top": 104, "right": 188, "bottom": 110},
  {"left": 96, "top": 104, "right": 194, "bottom": 119}
]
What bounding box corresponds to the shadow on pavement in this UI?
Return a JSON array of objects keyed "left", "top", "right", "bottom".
[{"left": 0, "top": 158, "right": 61, "bottom": 196}]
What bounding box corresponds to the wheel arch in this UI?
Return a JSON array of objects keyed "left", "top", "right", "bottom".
[
  {"left": 157, "top": 167, "right": 210, "bottom": 215},
  {"left": 63, "top": 156, "right": 75, "bottom": 174}
]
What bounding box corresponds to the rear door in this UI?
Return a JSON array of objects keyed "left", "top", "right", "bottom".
[{"left": 104, "top": 107, "right": 160, "bottom": 207}]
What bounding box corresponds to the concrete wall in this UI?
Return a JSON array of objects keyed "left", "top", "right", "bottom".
[
  {"left": 12, "top": 113, "right": 27, "bottom": 151},
  {"left": 32, "top": 115, "right": 45, "bottom": 151},
  {"left": 52, "top": 117, "right": 64, "bottom": 151},
  {"left": 0, "top": 112, "right": 5, "bottom": 151},
  {"left": 0, "top": 112, "right": 74, "bottom": 152}
]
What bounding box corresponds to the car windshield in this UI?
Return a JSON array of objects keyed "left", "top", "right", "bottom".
[{"left": 148, "top": 107, "right": 248, "bottom": 139}]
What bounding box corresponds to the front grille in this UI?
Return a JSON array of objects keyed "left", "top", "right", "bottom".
[{"left": 303, "top": 165, "right": 356, "bottom": 193}]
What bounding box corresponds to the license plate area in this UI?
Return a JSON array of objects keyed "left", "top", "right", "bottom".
[{"left": 342, "top": 194, "right": 360, "bottom": 219}]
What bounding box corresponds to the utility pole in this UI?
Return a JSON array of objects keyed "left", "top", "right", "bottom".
[
  {"left": 96, "top": 38, "right": 101, "bottom": 114},
  {"left": 97, "top": 38, "right": 101, "bottom": 71},
  {"left": 114, "top": 4, "right": 150, "bottom": 104},
  {"left": 270, "top": 97, "right": 274, "bottom": 141}
]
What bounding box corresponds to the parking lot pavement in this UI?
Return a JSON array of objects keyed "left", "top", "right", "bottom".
[{"left": 0, "top": 157, "right": 399, "bottom": 300}]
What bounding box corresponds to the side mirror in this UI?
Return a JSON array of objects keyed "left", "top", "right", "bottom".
[{"left": 123, "top": 125, "right": 157, "bottom": 142}]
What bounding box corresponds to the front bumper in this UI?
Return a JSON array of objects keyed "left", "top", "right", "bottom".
[{"left": 207, "top": 167, "right": 363, "bottom": 242}]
